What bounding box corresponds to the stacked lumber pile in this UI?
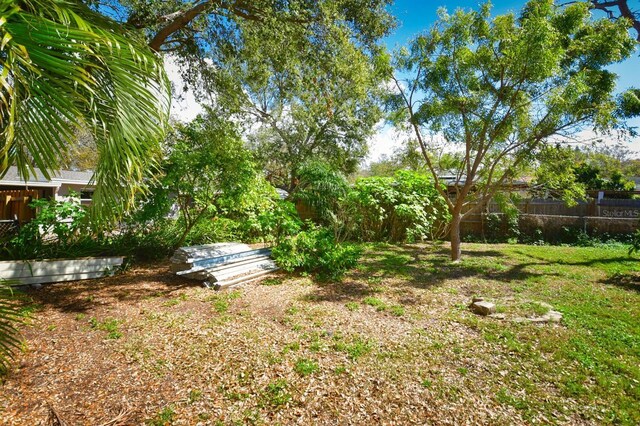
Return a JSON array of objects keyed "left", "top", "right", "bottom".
[{"left": 171, "top": 243, "right": 278, "bottom": 290}]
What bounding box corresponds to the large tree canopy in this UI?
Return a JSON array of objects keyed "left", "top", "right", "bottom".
[
  {"left": 89, "top": 0, "right": 394, "bottom": 92},
  {"left": 0, "top": 0, "right": 170, "bottom": 220},
  {"left": 87, "top": 1, "right": 395, "bottom": 184},
  {"left": 389, "top": 0, "right": 638, "bottom": 261},
  {"left": 224, "top": 17, "right": 388, "bottom": 190}
]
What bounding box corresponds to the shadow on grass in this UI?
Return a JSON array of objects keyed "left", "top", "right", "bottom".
[
  {"left": 600, "top": 273, "right": 640, "bottom": 294},
  {"left": 306, "top": 244, "right": 554, "bottom": 303},
  {"left": 21, "top": 264, "right": 198, "bottom": 314}
]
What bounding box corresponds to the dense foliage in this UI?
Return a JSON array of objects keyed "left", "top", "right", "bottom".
[
  {"left": 345, "top": 171, "right": 451, "bottom": 242},
  {"left": 156, "top": 115, "right": 257, "bottom": 247},
  {"left": 0, "top": 0, "right": 170, "bottom": 221}
]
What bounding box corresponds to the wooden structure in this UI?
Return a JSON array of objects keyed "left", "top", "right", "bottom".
[{"left": 0, "top": 189, "right": 41, "bottom": 224}]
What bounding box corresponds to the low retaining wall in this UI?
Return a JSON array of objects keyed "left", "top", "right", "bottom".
[{"left": 0, "top": 256, "right": 125, "bottom": 286}]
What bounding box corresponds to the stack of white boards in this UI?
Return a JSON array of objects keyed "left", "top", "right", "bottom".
[
  {"left": 171, "top": 243, "right": 278, "bottom": 290},
  {"left": 0, "top": 256, "right": 124, "bottom": 286}
]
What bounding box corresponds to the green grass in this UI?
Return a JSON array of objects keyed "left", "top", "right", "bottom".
[
  {"left": 362, "top": 297, "right": 386, "bottom": 311},
  {"left": 333, "top": 335, "right": 374, "bottom": 360},
  {"left": 259, "top": 379, "right": 292, "bottom": 408},
  {"left": 89, "top": 317, "right": 122, "bottom": 339},
  {"left": 207, "top": 290, "right": 242, "bottom": 314},
  {"left": 294, "top": 358, "right": 319, "bottom": 376},
  {"left": 11, "top": 241, "right": 639, "bottom": 424},
  {"left": 345, "top": 301, "right": 360, "bottom": 311},
  {"left": 146, "top": 405, "right": 175, "bottom": 426},
  {"left": 355, "top": 242, "right": 640, "bottom": 423}
]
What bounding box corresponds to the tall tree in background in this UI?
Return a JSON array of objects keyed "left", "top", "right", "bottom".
[
  {"left": 221, "top": 18, "right": 388, "bottom": 190},
  {"left": 0, "top": 0, "right": 170, "bottom": 220},
  {"left": 389, "top": 0, "right": 638, "bottom": 261}
]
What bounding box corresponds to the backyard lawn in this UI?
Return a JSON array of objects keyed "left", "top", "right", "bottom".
[{"left": 1, "top": 243, "right": 639, "bottom": 425}]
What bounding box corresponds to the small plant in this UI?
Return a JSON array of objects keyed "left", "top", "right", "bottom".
[
  {"left": 261, "top": 278, "right": 282, "bottom": 286},
  {"left": 272, "top": 226, "right": 362, "bottom": 281},
  {"left": 188, "top": 389, "right": 203, "bottom": 404},
  {"left": 146, "top": 405, "right": 176, "bottom": 426},
  {"left": 208, "top": 291, "right": 241, "bottom": 314},
  {"left": 260, "top": 379, "right": 292, "bottom": 408},
  {"left": 282, "top": 341, "right": 300, "bottom": 354},
  {"left": 294, "top": 358, "right": 319, "bottom": 376},
  {"left": 345, "top": 302, "right": 360, "bottom": 312},
  {"left": 333, "top": 336, "right": 374, "bottom": 360},
  {"left": 89, "top": 317, "right": 122, "bottom": 339},
  {"left": 334, "top": 365, "right": 347, "bottom": 375},
  {"left": 388, "top": 305, "right": 405, "bottom": 317},
  {"left": 362, "top": 297, "right": 386, "bottom": 311}
]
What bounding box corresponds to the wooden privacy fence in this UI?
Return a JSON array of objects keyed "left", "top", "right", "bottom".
[
  {"left": 0, "top": 189, "right": 40, "bottom": 224},
  {"left": 461, "top": 198, "right": 640, "bottom": 238},
  {"left": 478, "top": 198, "right": 640, "bottom": 218}
]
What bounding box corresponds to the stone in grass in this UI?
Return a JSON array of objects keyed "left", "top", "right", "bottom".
[
  {"left": 471, "top": 301, "right": 496, "bottom": 316},
  {"left": 530, "top": 310, "right": 563, "bottom": 324}
]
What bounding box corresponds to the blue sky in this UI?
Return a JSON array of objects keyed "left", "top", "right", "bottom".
[{"left": 365, "top": 0, "right": 640, "bottom": 160}]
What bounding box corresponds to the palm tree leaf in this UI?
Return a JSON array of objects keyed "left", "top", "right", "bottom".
[{"left": 0, "top": 0, "right": 170, "bottom": 221}]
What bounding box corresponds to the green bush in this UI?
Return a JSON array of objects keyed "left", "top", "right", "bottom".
[
  {"left": 272, "top": 226, "right": 362, "bottom": 281},
  {"left": 184, "top": 217, "right": 241, "bottom": 246},
  {"left": 344, "top": 170, "right": 450, "bottom": 242},
  {"left": 293, "top": 161, "right": 349, "bottom": 225},
  {"left": 5, "top": 196, "right": 93, "bottom": 260},
  {"left": 629, "top": 230, "right": 640, "bottom": 255},
  {"left": 238, "top": 200, "right": 302, "bottom": 244}
]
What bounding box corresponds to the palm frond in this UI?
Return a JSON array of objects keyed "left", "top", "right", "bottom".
[
  {"left": 0, "top": 281, "right": 23, "bottom": 375},
  {"left": 0, "top": 0, "right": 170, "bottom": 221}
]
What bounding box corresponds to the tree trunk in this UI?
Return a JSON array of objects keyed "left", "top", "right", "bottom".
[{"left": 450, "top": 211, "right": 462, "bottom": 262}]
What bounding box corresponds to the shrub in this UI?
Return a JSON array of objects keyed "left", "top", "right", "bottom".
[
  {"left": 629, "top": 230, "right": 640, "bottom": 255},
  {"left": 344, "top": 170, "right": 450, "bottom": 242},
  {"left": 293, "top": 161, "right": 349, "bottom": 225},
  {"left": 238, "top": 200, "right": 302, "bottom": 244},
  {"left": 5, "top": 196, "right": 93, "bottom": 260},
  {"left": 272, "top": 226, "right": 362, "bottom": 281}
]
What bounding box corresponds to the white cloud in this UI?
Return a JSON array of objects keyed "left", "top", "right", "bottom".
[
  {"left": 164, "top": 56, "right": 204, "bottom": 122},
  {"left": 365, "top": 124, "right": 412, "bottom": 163}
]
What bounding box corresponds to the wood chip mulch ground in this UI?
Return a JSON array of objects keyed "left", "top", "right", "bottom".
[{"left": 0, "top": 252, "right": 583, "bottom": 425}]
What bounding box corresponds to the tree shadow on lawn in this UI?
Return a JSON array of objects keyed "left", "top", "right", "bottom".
[
  {"left": 307, "top": 245, "right": 556, "bottom": 303},
  {"left": 511, "top": 249, "right": 635, "bottom": 269},
  {"left": 600, "top": 273, "right": 640, "bottom": 294},
  {"left": 21, "top": 265, "right": 199, "bottom": 314}
]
